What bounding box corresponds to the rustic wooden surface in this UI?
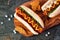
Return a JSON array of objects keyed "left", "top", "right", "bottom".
[{"left": 0, "top": 0, "right": 60, "bottom": 40}]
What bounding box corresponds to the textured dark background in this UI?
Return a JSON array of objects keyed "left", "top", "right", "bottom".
[{"left": 0, "top": 0, "right": 60, "bottom": 40}]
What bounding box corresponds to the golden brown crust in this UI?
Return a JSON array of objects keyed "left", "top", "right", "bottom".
[
  {"left": 14, "top": 18, "right": 33, "bottom": 37},
  {"left": 30, "top": 0, "right": 41, "bottom": 11}
]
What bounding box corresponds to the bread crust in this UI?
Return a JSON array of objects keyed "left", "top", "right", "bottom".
[{"left": 14, "top": 18, "right": 33, "bottom": 37}]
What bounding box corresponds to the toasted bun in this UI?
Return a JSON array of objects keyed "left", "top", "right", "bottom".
[
  {"left": 49, "top": 5, "right": 60, "bottom": 18},
  {"left": 41, "top": 0, "right": 54, "bottom": 11},
  {"left": 41, "top": 0, "right": 60, "bottom": 18},
  {"left": 14, "top": 18, "right": 33, "bottom": 37},
  {"left": 14, "top": 13, "right": 39, "bottom": 35},
  {"left": 20, "top": 5, "right": 44, "bottom": 28}
]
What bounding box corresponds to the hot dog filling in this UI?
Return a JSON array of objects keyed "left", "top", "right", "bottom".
[
  {"left": 15, "top": 7, "right": 43, "bottom": 33},
  {"left": 43, "top": 0, "right": 60, "bottom": 15}
]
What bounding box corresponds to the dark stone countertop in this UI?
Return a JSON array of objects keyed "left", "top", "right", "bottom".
[{"left": 0, "top": 0, "right": 60, "bottom": 40}]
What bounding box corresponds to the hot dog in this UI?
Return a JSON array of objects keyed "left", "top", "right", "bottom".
[{"left": 41, "top": 0, "right": 60, "bottom": 18}]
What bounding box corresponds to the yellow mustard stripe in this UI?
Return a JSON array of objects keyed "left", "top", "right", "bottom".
[{"left": 17, "top": 9, "right": 43, "bottom": 33}]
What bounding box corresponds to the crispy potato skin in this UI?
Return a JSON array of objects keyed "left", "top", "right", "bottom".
[{"left": 14, "top": 0, "right": 60, "bottom": 37}]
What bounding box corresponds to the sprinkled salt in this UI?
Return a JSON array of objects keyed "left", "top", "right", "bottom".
[
  {"left": 10, "top": 15, "right": 13, "bottom": 18},
  {"left": 5, "top": 15, "right": 8, "bottom": 18},
  {"left": 45, "top": 34, "right": 48, "bottom": 37},
  {"left": 8, "top": 18, "right": 11, "bottom": 21},
  {"left": 48, "top": 32, "right": 50, "bottom": 34},
  {"left": 1, "top": 22, "right": 3, "bottom": 24},
  {"left": 13, "top": 30, "right": 16, "bottom": 34}
]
